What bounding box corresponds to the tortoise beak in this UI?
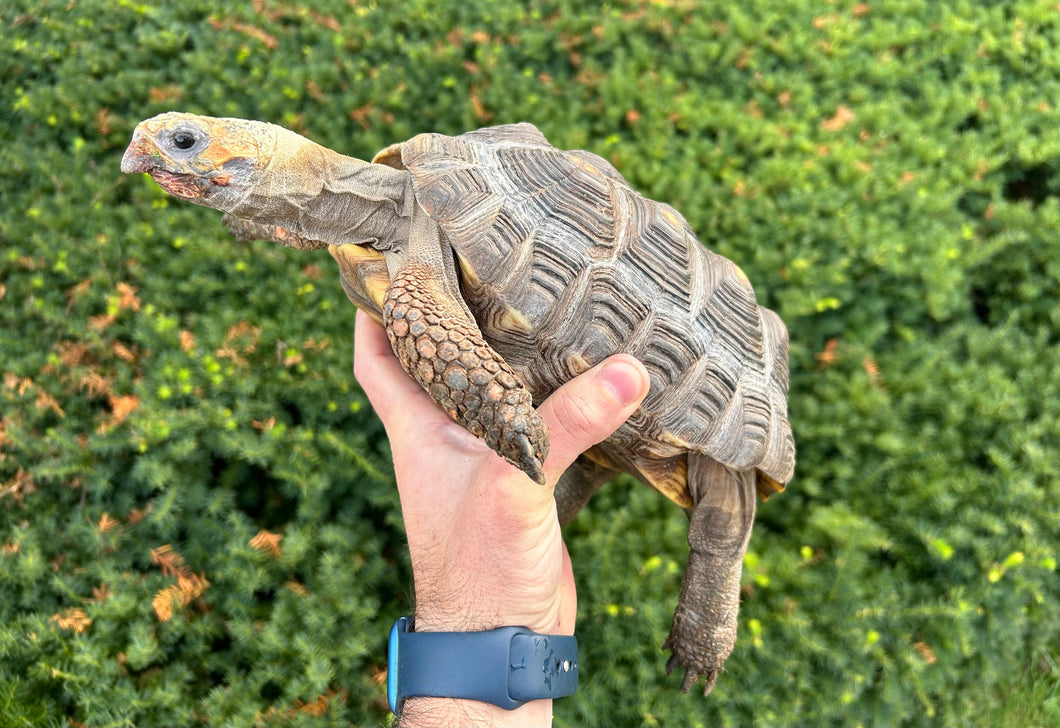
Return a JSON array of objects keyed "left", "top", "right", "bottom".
[
  {"left": 121, "top": 127, "right": 207, "bottom": 200},
  {"left": 121, "top": 129, "right": 158, "bottom": 174}
]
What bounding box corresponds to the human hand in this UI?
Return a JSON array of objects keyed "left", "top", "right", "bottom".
[{"left": 353, "top": 310, "right": 649, "bottom": 727}]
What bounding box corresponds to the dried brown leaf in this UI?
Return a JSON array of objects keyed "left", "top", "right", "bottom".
[
  {"left": 822, "top": 105, "right": 855, "bottom": 131},
  {"left": 250, "top": 529, "right": 283, "bottom": 558},
  {"left": 52, "top": 608, "right": 92, "bottom": 634},
  {"left": 98, "top": 512, "right": 120, "bottom": 533}
]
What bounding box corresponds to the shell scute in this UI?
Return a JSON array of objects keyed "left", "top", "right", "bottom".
[{"left": 386, "top": 123, "right": 795, "bottom": 496}]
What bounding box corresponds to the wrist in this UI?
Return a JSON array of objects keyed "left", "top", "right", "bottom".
[
  {"left": 397, "top": 696, "right": 553, "bottom": 728},
  {"left": 408, "top": 559, "right": 572, "bottom": 637},
  {"left": 411, "top": 604, "right": 568, "bottom": 638},
  {"left": 387, "top": 618, "right": 576, "bottom": 726}
]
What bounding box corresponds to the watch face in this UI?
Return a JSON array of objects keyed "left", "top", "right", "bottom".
[{"left": 387, "top": 617, "right": 408, "bottom": 714}]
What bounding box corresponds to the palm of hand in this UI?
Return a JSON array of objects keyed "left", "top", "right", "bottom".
[{"left": 354, "top": 310, "right": 576, "bottom": 636}]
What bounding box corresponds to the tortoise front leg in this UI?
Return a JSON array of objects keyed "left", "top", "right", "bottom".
[
  {"left": 664, "top": 454, "right": 756, "bottom": 695},
  {"left": 382, "top": 206, "right": 549, "bottom": 484}
]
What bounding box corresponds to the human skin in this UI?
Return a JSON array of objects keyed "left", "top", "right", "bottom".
[{"left": 353, "top": 310, "right": 650, "bottom": 727}]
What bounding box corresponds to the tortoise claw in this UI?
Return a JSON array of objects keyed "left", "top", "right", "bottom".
[
  {"left": 699, "top": 669, "right": 719, "bottom": 697},
  {"left": 515, "top": 433, "right": 546, "bottom": 485},
  {"left": 664, "top": 650, "right": 678, "bottom": 675},
  {"left": 664, "top": 644, "right": 720, "bottom": 695}
]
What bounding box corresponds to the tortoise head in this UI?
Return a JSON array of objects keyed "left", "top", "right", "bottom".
[{"left": 121, "top": 112, "right": 275, "bottom": 212}]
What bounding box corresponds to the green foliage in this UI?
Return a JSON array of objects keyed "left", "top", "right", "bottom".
[{"left": 1, "top": 0, "right": 1056, "bottom": 726}]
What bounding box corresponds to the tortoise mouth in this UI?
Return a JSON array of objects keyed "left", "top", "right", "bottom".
[
  {"left": 147, "top": 168, "right": 207, "bottom": 200},
  {"left": 121, "top": 133, "right": 208, "bottom": 200}
]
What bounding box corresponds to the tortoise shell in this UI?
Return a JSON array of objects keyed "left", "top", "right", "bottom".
[{"left": 347, "top": 123, "right": 794, "bottom": 505}]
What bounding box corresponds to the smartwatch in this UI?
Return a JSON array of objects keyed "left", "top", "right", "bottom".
[{"left": 387, "top": 616, "right": 579, "bottom": 714}]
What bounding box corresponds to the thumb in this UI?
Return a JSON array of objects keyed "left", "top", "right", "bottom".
[{"left": 538, "top": 354, "right": 650, "bottom": 485}]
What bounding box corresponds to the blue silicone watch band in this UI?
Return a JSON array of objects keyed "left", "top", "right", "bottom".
[{"left": 387, "top": 617, "right": 578, "bottom": 714}]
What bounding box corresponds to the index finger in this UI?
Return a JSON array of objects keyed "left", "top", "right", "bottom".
[{"left": 353, "top": 309, "right": 448, "bottom": 433}]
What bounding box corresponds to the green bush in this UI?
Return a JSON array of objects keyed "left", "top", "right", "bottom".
[{"left": 1, "top": 1, "right": 1056, "bottom": 726}]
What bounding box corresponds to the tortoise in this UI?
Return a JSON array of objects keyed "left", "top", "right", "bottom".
[{"left": 121, "top": 112, "right": 795, "bottom": 695}]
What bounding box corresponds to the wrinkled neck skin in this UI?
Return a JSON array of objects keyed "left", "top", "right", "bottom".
[{"left": 228, "top": 126, "right": 415, "bottom": 252}]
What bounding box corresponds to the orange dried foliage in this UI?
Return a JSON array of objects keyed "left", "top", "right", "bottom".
[
  {"left": 261, "top": 689, "right": 348, "bottom": 724},
  {"left": 470, "top": 84, "right": 493, "bottom": 122},
  {"left": 863, "top": 357, "right": 886, "bottom": 390},
  {"left": 97, "top": 394, "right": 138, "bottom": 434},
  {"left": 88, "top": 313, "right": 115, "bottom": 332},
  {"left": 149, "top": 85, "right": 183, "bottom": 104},
  {"left": 208, "top": 17, "right": 278, "bottom": 49},
  {"left": 79, "top": 371, "right": 112, "bottom": 397},
  {"left": 150, "top": 544, "right": 187, "bottom": 577},
  {"left": 151, "top": 544, "right": 209, "bottom": 621},
  {"left": 281, "top": 348, "right": 304, "bottom": 367},
  {"left": 250, "top": 529, "right": 283, "bottom": 558},
  {"left": 52, "top": 608, "right": 92, "bottom": 634},
  {"left": 349, "top": 103, "right": 375, "bottom": 130},
  {"left": 285, "top": 580, "right": 310, "bottom": 597},
  {"left": 294, "top": 689, "right": 347, "bottom": 717},
  {"left": 822, "top": 105, "right": 855, "bottom": 131},
  {"left": 126, "top": 504, "right": 153, "bottom": 525},
  {"left": 815, "top": 338, "right": 840, "bottom": 369},
  {"left": 152, "top": 573, "right": 210, "bottom": 622},
  {"left": 251, "top": 417, "right": 277, "bottom": 432},
  {"left": 111, "top": 342, "right": 136, "bottom": 362},
  {"left": 217, "top": 321, "right": 261, "bottom": 366},
  {"left": 914, "top": 641, "right": 937, "bottom": 664},
  {"left": 252, "top": 0, "right": 339, "bottom": 30},
  {"left": 116, "top": 282, "right": 141, "bottom": 312},
  {"left": 35, "top": 390, "right": 65, "bottom": 417},
  {"left": 57, "top": 341, "right": 91, "bottom": 368},
  {"left": 108, "top": 394, "right": 139, "bottom": 423},
  {"left": 179, "top": 330, "right": 196, "bottom": 352},
  {"left": 4, "top": 372, "right": 32, "bottom": 394},
  {"left": 98, "top": 512, "right": 120, "bottom": 533},
  {"left": 88, "top": 583, "right": 112, "bottom": 604},
  {"left": 1, "top": 468, "right": 37, "bottom": 502}
]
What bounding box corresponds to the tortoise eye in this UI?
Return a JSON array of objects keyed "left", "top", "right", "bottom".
[{"left": 172, "top": 132, "right": 196, "bottom": 150}]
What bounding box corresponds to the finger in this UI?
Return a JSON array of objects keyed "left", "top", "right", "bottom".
[
  {"left": 353, "top": 309, "right": 449, "bottom": 433},
  {"left": 537, "top": 354, "right": 650, "bottom": 485}
]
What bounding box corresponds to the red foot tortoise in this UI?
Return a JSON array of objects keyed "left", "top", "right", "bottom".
[{"left": 121, "top": 113, "right": 795, "bottom": 695}]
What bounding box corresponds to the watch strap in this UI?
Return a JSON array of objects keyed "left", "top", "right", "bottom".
[{"left": 388, "top": 617, "right": 578, "bottom": 713}]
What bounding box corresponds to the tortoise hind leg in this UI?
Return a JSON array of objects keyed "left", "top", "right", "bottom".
[
  {"left": 554, "top": 454, "right": 620, "bottom": 525},
  {"left": 382, "top": 205, "right": 549, "bottom": 483},
  {"left": 663, "top": 453, "right": 756, "bottom": 695}
]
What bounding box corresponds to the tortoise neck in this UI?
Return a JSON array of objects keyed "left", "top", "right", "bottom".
[{"left": 229, "top": 127, "right": 414, "bottom": 249}]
